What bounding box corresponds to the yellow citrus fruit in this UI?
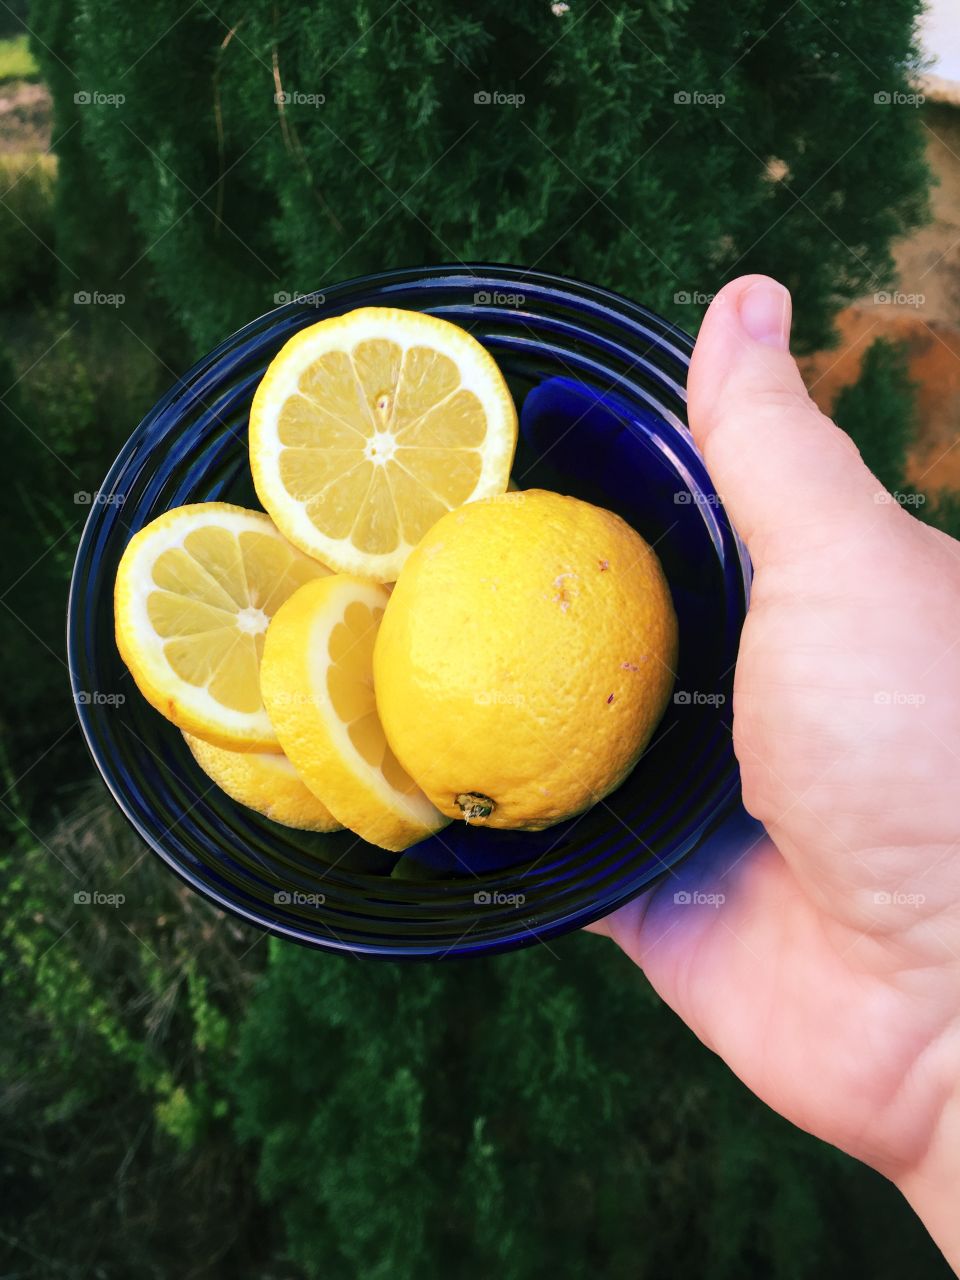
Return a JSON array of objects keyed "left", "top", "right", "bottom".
[
  {"left": 373, "top": 489, "right": 678, "bottom": 830},
  {"left": 115, "top": 502, "right": 331, "bottom": 751},
  {"left": 249, "top": 307, "right": 518, "bottom": 582},
  {"left": 260, "top": 575, "right": 450, "bottom": 852},
  {"left": 183, "top": 733, "right": 342, "bottom": 832}
]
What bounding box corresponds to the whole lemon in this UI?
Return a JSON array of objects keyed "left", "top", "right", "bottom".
[{"left": 373, "top": 489, "right": 678, "bottom": 830}]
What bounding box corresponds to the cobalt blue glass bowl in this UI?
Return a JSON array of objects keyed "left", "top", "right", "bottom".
[{"left": 67, "top": 264, "right": 751, "bottom": 959}]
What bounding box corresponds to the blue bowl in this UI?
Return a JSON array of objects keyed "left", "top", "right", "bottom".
[{"left": 67, "top": 264, "right": 750, "bottom": 959}]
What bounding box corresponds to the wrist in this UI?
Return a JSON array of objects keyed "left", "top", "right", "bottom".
[{"left": 895, "top": 1065, "right": 960, "bottom": 1275}]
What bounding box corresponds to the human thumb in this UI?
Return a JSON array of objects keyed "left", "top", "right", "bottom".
[{"left": 687, "top": 275, "right": 883, "bottom": 569}]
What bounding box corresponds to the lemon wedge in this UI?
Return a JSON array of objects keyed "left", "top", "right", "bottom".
[
  {"left": 260, "top": 575, "right": 449, "bottom": 851},
  {"left": 183, "top": 732, "right": 342, "bottom": 831}
]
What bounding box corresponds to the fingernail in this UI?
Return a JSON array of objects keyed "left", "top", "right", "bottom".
[{"left": 738, "top": 279, "right": 792, "bottom": 349}]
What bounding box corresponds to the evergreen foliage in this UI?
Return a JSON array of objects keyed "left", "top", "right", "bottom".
[
  {"left": 1, "top": 1, "right": 949, "bottom": 1275},
  {"left": 833, "top": 336, "right": 918, "bottom": 494},
  {"left": 34, "top": 0, "right": 929, "bottom": 354},
  {"left": 234, "top": 935, "right": 949, "bottom": 1280}
]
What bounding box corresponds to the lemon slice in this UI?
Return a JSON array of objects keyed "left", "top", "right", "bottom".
[
  {"left": 115, "top": 502, "right": 331, "bottom": 751},
  {"left": 260, "top": 576, "right": 449, "bottom": 851},
  {"left": 249, "top": 307, "right": 518, "bottom": 582},
  {"left": 183, "top": 733, "right": 342, "bottom": 832}
]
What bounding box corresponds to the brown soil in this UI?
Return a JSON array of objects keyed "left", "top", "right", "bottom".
[
  {"left": 0, "top": 79, "right": 51, "bottom": 152},
  {"left": 800, "top": 307, "right": 960, "bottom": 491},
  {"left": 801, "top": 100, "right": 960, "bottom": 495}
]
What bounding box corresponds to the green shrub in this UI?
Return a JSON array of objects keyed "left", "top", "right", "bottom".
[
  {"left": 32, "top": 0, "right": 930, "bottom": 354},
  {"left": 925, "top": 489, "right": 960, "bottom": 540},
  {"left": 233, "top": 936, "right": 947, "bottom": 1280},
  {"left": 0, "top": 154, "right": 56, "bottom": 300},
  {"left": 0, "top": 31, "right": 34, "bottom": 74},
  {"left": 0, "top": 785, "right": 294, "bottom": 1277},
  {"left": 832, "top": 337, "right": 918, "bottom": 494}
]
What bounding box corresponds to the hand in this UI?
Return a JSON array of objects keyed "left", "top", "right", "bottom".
[{"left": 590, "top": 275, "right": 960, "bottom": 1270}]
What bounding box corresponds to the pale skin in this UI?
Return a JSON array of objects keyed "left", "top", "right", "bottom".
[{"left": 588, "top": 274, "right": 960, "bottom": 1270}]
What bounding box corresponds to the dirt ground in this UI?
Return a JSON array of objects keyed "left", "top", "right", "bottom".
[
  {"left": 801, "top": 99, "right": 960, "bottom": 492},
  {"left": 0, "top": 79, "right": 50, "bottom": 152}
]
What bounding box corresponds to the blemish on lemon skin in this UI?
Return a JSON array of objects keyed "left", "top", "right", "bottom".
[
  {"left": 553, "top": 572, "right": 577, "bottom": 612},
  {"left": 598, "top": 559, "right": 609, "bottom": 572},
  {"left": 455, "top": 791, "right": 496, "bottom": 822},
  {"left": 607, "top": 693, "right": 615, "bottom": 704}
]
